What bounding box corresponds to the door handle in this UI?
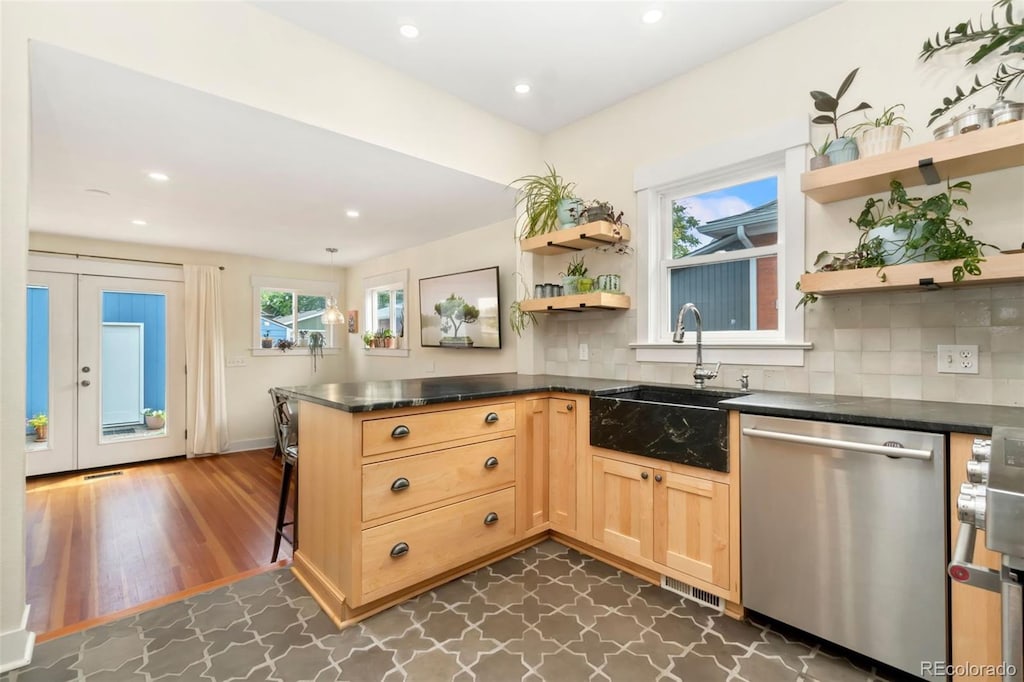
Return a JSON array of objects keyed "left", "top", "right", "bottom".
[
  {"left": 483, "top": 512, "right": 499, "bottom": 526},
  {"left": 391, "top": 425, "right": 410, "bottom": 439},
  {"left": 641, "top": 471, "right": 649, "bottom": 480},
  {"left": 390, "top": 477, "right": 410, "bottom": 492},
  {"left": 484, "top": 412, "right": 499, "bottom": 424},
  {"left": 566, "top": 403, "right": 574, "bottom": 411},
  {"left": 741, "top": 427, "right": 932, "bottom": 460},
  {"left": 390, "top": 542, "right": 409, "bottom": 558},
  {"left": 484, "top": 456, "right": 499, "bottom": 469},
  {"left": 655, "top": 474, "right": 663, "bottom": 483},
  {"left": 80, "top": 379, "right": 91, "bottom": 387}
]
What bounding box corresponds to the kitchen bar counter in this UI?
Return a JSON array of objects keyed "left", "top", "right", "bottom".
[{"left": 278, "top": 372, "right": 1023, "bottom": 434}]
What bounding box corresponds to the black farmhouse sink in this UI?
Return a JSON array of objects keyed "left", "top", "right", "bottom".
[{"left": 589, "top": 385, "right": 748, "bottom": 472}]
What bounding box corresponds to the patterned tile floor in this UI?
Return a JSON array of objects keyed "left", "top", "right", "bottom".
[{"left": 3, "top": 541, "right": 903, "bottom": 681}]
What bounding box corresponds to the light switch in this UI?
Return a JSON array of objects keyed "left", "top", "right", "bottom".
[
  {"left": 579, "top": 343, "right": 589, "bottom": 361},
  {"left": 226, "top": 357, "right": 247, "bottom": 368}
]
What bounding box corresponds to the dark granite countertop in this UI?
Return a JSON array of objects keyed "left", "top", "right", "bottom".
[{"left": 277, "top": 372, "right": 1023, "bottom": 434}]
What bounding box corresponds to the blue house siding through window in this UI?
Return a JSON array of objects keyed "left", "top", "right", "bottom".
[
  {"left": 26, "top": 287, "right": 49, "bottom": 430},
  {"left": 103, "top": 292, "right": 166, "bottom": 414}
]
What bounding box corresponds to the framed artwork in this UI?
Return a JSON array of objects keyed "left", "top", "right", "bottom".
[
  {"left": 346, "top": 310, "right": 358, "bottom": 334},
  {"left": 419, "top": 266, "right": 501, "bottom": 349}
]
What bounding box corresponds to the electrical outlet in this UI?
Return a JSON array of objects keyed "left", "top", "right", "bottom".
[
  {"left": 423, "top": 361, "right": 435, "bottom": 374},
  {"left": 226, "top": 357, "right": 247, "bottom": 368},
  {"left": 937, "top": 344, "right": 979, "bottom": 374},
  {"left": 579, "top": 343, "right": 589, "bottom": 361}
]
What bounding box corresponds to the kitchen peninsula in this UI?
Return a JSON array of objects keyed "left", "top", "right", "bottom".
[{"left": 277, "top": 372, "right": 1024, "bottom": 655}]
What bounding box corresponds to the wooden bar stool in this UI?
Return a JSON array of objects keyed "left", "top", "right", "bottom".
[{"left": 269, "top": 390, "right": 298, "bottom": 562}]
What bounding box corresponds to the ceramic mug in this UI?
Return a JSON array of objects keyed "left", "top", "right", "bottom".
[{"left": 597, "top": 274, "right": 621, "bottom": 292}]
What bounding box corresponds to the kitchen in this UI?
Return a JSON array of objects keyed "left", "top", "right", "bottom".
[{"left": 2, "top": 1, "right": 1024, "bottom": 681}]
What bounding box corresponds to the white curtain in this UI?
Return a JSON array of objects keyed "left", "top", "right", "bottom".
[{"left": 184, "top": 265, "right": 230, "bottom": 455}]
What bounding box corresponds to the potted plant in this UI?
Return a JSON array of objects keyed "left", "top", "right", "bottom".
[
  {"left": 261, "top": 332, "right": 273, "bottom": 349},
  {"left": 809, "top": 135, "right": 832, "bottom": 171},
  {"left": 509, "top": 273, "right": 538, "bottom": 337},
  {"left": 362, "top": 330, "right": 375, "bottom": 349},
  {"left": 308, "top": 330, "right": 325, "bottom": 371},
  {"left": 920, "top": 1, "right": 1024, "bottom": 125},
  {"left": 561, "top": 255, "right": 590, "bottom": 294},
  {"left": 297, "top": 329, "right": 309, "bottom": 348},
  {"left": 276, "top": 338, "right": 295, "bottom": 352},
  {"left": 375, "top": 328, "right": 396, "bottom": 349},
  {"left": 508, "top": 164, "right": 581, "bottom": 239},
  {"left": 796, "top": 179, "right": 997, "bottom": 307},
  {"left": 142, "top": 408, "right": 165, "bottom": 430},
  {"left": 847, "top": 104, "right": 913, "bottom": 158},
  {"left": 28, "top": 414, "right": 48, "bottom": 442},
  {"left": 810, "top": 68, "right": 872, "bottom": 165},
  {"left": 434, "top": 293, "right": 479, "bottom": 347}
]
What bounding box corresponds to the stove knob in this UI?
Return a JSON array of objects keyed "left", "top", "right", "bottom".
[
  {"left": 957, "top": 481, "right": 987, "bottom": 529},
  {"left": 966, "top": 459, "right": 989, "bottom": 485},
  {"left": 971, "top": 439, "right": 992, "bottom": 462}
]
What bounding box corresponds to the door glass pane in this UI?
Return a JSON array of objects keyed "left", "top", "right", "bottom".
[
  {"left": 100, "top": 291, "right": 167, "bottom": 442},
  {"left": 26, "top": 286, "right": 50, "bottom": 452}
]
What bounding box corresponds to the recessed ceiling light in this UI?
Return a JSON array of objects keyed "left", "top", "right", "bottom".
[
  {"left": 346, "top": 209, "right": 360, "bottom": 218},
  {"left": 399, "top": 24, "right": 419, "bottom": 39},
  {"left": 642, "top": 9, "right": 664, "bottom": 24},
  {"left": 131, "top": 219, "right": 147, "bottom": 226},
  {"left": 147, "top": 171, "right": 170, "bottom": 182},
  {"left": 514, "top": 83, "right": 531, "bottom": 95}
]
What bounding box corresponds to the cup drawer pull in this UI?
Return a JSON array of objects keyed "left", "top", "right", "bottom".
[
  {"left": 390, "top": 542, "right": 409, "bottom": 558},
  {"left": 484, "top": 456, "right": 499, "bottom": 469},
  {"left": 483, "top": 512, "right": 499, "bottom": 526},
  {"left": 484, "top": 412, "right": 500, "bottom": 424},
  {"left": 391, "top": 425, "right": 410, "bottom": 439},
  {"left": 390, "top": 477, "right": 410, "bottom": 492}
]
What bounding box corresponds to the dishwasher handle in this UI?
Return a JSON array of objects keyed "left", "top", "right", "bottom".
[{"left": 741, "top": 427, "right": 933, "bottom": 460}]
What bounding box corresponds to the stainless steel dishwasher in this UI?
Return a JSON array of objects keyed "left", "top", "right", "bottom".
[{"left": 741, "top": 414, "right": 947, "bottom": 678}]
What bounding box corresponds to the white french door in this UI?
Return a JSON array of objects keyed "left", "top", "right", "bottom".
[
  {"left": 25, "top": 267, "right": 187, "bottom": 475},
  {"left": 77, "top": 275, "right": 186, "bottom": 470}
]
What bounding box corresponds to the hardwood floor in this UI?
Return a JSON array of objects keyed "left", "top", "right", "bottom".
[{"left": 25, "top": 449, "right": 292, "bottom": 635}]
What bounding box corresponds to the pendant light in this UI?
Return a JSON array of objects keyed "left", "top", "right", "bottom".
[{"left": 321, "top": 247, "right": 344, "bottom": 325}]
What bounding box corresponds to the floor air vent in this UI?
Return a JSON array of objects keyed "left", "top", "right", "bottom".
[
  {"left": 661, "top": 576, "right": 723, "bottom": 613},
  {"left": 83, "top": 471, "right": 124, "bottom": 481}
]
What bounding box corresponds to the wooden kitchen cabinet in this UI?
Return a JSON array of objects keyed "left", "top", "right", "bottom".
[
  {"left": 548, "top": 398, "right": 577, "bottom": 533},
  {"left": 950, "top": 432, "right": 1002, "bottom": 681},
  {"left": 592, "top": 456, "right": 654, "bottom": 560},
  {"left": 524, "top": 399, "right": 549, "bottom": 531},
  {"left": 653, "top": 471, "right": 730, "bottom": 590}
]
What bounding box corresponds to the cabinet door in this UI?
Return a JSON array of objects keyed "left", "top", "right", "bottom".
[
  {"left": 524, "top": 399, "right": 549, "bottom": 531},
  {"left": 654, "top": 470, "right": 729, "bottom": 589},
  {"left": 549, "top": 399, "right": 577, "bottom": 533},
  {"left": 592, "top": 456, "right": 653, "bottom": 561}
]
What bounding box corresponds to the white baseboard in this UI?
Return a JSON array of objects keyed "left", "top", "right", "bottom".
[
  {"left": 0, "top": 605, "right": 35, "bottom": 674},
  {"left": 225, "top": 437, "right": 275, "bottom": 453}
]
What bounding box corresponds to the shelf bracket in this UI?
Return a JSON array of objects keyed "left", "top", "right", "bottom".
[
  {"left": 545, "top": 241, "right": 581, "bottom": 252},
  {"left": 577, "top": 234, "right": 607, "bottom": 245},
  {"left": 918, "top": 158, "right": 941, "bottom": 186},
  {"left": 546, "top": 304, "right": 582, "bottom": 313},
  {"left": 918, "top": 277, "right": 942, "bottom": 291}
]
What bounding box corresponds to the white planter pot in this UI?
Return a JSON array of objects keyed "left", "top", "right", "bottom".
[
  {"left": 867, "top": 223, "right": 929, "bottom": 265},
  {"left": 858, "top": 125, "right": 904, "bottom": 158}
]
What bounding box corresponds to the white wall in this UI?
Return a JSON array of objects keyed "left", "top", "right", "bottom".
[
  {"left": 29, "top": 233, "right": 348, "bottom": 450},
  {"left": 532, "top": 0, "right": 1024, "bottom": 404},
  {"left": 344, "top": 219, "right": 519, "bottom": 381}
]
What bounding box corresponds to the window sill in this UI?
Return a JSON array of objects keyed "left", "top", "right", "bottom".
[
  {"left": 630, "top": 341, "right": 811, "bottom": 367},
  {"left": 250, "top": 347, "right": 340, "bottom": 357},
  {"left": 363, "top": 348, "right": 410, "bottom": 358}
]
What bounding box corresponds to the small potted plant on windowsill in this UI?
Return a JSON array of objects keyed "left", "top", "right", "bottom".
[
  {"left": 28, "top": 414, "right": 48, "bottom": 442},
  {"left": 375, "top": 328, "right": 396, "bottom": 349},
  {"left": 362, "top": 330, "right": 375, "bottom": 349},
  {"left": 261, "top": 332, "right": 273, "bottom": 349},
  {"left": 143, "top": 409, "right": 165, "bottom": 430}
]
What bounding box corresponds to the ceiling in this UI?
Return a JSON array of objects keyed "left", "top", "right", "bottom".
[
  {"left": 29, "top": 43, "right": 515, "bottom": 265},
  {"left": 255, "top": 1, "right": 839, "bottom": 133}
]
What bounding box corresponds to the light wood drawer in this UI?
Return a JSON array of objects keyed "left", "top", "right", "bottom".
[
  {"left": 362, "top": 402, "right": 515, "bottom": 456},
  {"left": 362, "top": 437, "right": 515, "bottom": 523},
  {"left": 361, "top": 488, "right": 516, "bottom": 599}
]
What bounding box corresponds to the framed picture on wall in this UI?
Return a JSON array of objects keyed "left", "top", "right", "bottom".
[
  {"left": 419, "top": 266, "right": 501, "bottom": 349},
  {"left": 346, "top": 310, "right": 358, "bottom": 334}
]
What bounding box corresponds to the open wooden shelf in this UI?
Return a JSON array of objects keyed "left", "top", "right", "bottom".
[
  {"left": 799, "top": 252, "right": 1024, "bottom": 295},
  {"left": 519, "top": 221, "right": 631, "bottom": 255},
  {"left": 801, "top": 121, "right": 1024, "bottom": 204},
  {"left": 519, "top": 292, "right": 631, "bottom": 313}
]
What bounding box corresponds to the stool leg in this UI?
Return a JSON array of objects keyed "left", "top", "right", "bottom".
[
  {"left": 292, "top": 461, "right": 298, "bottom": 553},
  {"left": 271, "top": 459, "right": 293, "bottom": 562}
]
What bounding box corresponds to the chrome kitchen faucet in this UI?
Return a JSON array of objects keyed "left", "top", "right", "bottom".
[{"left": 672, "top": 302, "right": 720, "bottom": 388}]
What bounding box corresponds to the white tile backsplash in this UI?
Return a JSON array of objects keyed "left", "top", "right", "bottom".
[{"left": 535, "top": 282, "right": 1023, "bottom": 406}]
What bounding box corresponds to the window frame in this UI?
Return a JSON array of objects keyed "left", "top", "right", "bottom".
[
  {"left": 632, "top": 119, "right": 810, "bottom": 366},
  {"left": 251, "top": 276, "right": 339, "bottom": 356},
  {"left": 363, "top": 269, "right": 409, "bottom": 357}
]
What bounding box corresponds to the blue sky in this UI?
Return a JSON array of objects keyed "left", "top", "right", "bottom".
[{"left": 674, "top": 176, "right": 778, "bottom": 249}]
